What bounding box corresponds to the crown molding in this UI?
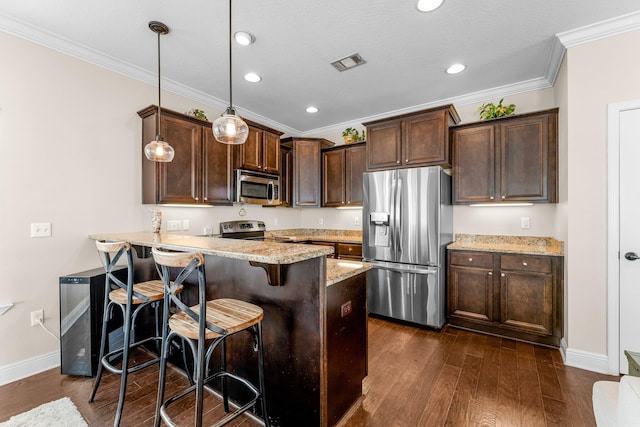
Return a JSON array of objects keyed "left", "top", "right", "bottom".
[{"left": 557, "top": 10, "right": 640, "bottom": 48}]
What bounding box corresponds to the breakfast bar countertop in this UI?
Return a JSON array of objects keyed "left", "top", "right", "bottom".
[
  {"left": 89, "top": 232, "right": 333, "bottom": 264},
  {"left": 266, "top": 228, "right": 362, "bottom": 244}
]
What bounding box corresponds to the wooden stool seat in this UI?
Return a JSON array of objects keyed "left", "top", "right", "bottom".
[
  {"left": 169, "top": 298, "right": 263, "bottom": 340},
  {"left": 108, "top": 280, "right": 179, "bottom": 304}
]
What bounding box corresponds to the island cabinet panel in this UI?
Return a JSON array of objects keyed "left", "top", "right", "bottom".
[
  {"left": 234, "top": 123, "right": 283, "bottom": 174},
  {"left": 447, "top": 249, "right": 563, "bottom": 347},
  {"left": 451, "top": 108, "right": 558, "bottom": 204},
  {"left": 282, "top": 137, "right": 335, "bottom": 208},
  {"left": 322, "top": 142, "right": 366, "bottom": 207},
  {"left": 138, "top": 105, "right": 233, "bottom": 205},
  {"left": 364, "top": 104, "right": 460, "bottom": 171}
]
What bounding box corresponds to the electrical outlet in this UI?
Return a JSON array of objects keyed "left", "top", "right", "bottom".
[
  {"left": 166, "top": 220, "right": 182, "bottom": 231},
  {"left": 319, "top": 217, "right": 324, "bottom": 225},
  {"left": 30, "top": 222, "right": 52, "bottom": 238},
  {"left": 31, "top": 309, "right": 43, "bottom": 326},
  {"left": 273, "top": 218, "right": 279, "bottom": 226},
  {"left": 182, "top": 220, "right": 190, "bottom": 231},
  {"left": 521, "top": 217, "right": 530, "bottom": 229},
  {"left": 204, "top": 226, "right": 213, "bottom": 235},
  {"left": 341, "top": 301, "right": 352, "bottom": 318},
  {"left": 354, "top": 216, "right": 361, "bottom": 226}
]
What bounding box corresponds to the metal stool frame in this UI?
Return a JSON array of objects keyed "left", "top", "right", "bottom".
[
  {"left": 89, "top": 240, "right": 163, "bottom": 427},
  {"left": 153, "top": 248, "right": 270, "bottom": 427}
]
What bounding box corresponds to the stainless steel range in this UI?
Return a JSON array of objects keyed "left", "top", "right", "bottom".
[{"left": 219, "top": 220, "right": 267, "bottom": 240}]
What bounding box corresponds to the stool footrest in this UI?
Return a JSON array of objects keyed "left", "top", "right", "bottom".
[{"left": 101, "top": 336, "right": 161, "bottom": 375}]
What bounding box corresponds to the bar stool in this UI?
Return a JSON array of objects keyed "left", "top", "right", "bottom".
[
  {"left": 89, "top": 240, "right": 182, "bottom": 427},
  {"left": 152, "top": 247, "right": 270, "bottom": 427}
]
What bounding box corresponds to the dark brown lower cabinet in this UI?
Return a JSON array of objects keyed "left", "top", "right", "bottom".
[{"left": 447, "top": 249, "right": 563, "bottom": 347}]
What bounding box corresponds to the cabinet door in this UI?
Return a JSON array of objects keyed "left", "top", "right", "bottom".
[
  {"left": 366, "top": 120, "right": 402, "bottom": 170},
  {"left": 293, "top": 139, "right": 322, "bottom": 207},
  {"left": 499, "top": 115, "right": 552, "bottom": 202},
  {"left": 202, "top": 128, "right": 233, "bottom": 205},
  {"left": 403, "top": 111, "right": 448, "bottom": 167},
  {"left": 448, "top": 265, "right": 494, "bottom": 322},
  {"left": 262, "top": 131, "right": 281, "bottom": 174},
  {"left": 323, "top": 150, "right": 346, "bottom": 207},
  {"left": 345, "top": 145, "right": 366, "bottom": 206},
  {"left": 500, "top": 271, "right": 553, "bottom": 335},
  {"left": 237, "top": 126, "right": 263, "bottom": 171},
  {"left": 452, "top": 125, "right": 495, "bottom": 203},
  {"left": 280, "top": 146, "right": 293, "bottom": 207},
  {"left": 157, "top": 116, "right": 202, "bottom": 204}
]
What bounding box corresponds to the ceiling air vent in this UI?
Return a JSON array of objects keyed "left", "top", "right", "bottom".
[{"left": 331, "top": 53, "right": 366, "bottom": 72}]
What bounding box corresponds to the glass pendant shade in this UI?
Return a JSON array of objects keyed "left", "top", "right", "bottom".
[
  {"left": 144, "top": 138, "right": 175, "bottom": 162},
  {"left": 213, "top": 108, "right": 249, "bottom": 145}
]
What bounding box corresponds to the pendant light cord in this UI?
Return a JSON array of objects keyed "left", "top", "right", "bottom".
[
  {"left": 157, "top": 29, "right": 163, "bottom": 140},
  {"left": 228, "top": 0, "right": 233, "bottom": 110}
]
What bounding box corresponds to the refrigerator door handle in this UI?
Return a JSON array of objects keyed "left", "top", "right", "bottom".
[{"left": 394, "top": 176, "right": 402, "bottom": 257}]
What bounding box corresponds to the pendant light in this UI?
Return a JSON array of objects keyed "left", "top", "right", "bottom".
[
  {"left": 144, "top": 21, "right": 175, "bottom": 162},
  {"left": 212, "top": 0, "right": 249, "bottom": 145}
]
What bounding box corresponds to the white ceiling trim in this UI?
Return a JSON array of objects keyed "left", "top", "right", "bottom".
[
  {"left": 543, "top": 36, "right": 567, "bottom": 87},
  {"left": 557, "top": 10, "right": 640, "bottom": 48}
]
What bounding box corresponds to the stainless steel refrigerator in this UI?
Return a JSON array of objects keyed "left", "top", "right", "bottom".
[{"left": 363, "top": 166, "right": 452, "bottom": 329}]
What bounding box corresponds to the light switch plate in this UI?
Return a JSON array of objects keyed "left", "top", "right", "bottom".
[{"left": 521, "top": 217, "right": 530, "bottom": 229}]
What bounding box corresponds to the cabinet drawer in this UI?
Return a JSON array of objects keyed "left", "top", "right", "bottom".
[
  {"left": 449, "top": 251, "right": 493, "bottom": 268},
  {"left": 337, "top": 243, "right": 362, "bottom": 259},
  {"left": 500, "top": 254, "right": 551, "bottom": 273}
]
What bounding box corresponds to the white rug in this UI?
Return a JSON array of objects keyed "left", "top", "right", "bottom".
[{"left": 0, "top": 397, "right": 88, "bottom": 427}]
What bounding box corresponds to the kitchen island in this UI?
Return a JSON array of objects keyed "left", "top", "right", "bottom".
[{"left": 89, "top": 232, "right": 370, "bottom": 427}]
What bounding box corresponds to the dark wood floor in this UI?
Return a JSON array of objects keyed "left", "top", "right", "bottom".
[{"left": 0, "top": 317, "right": 619, "bottom": 426}]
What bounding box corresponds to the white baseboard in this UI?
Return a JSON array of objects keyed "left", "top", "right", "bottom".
[
  {"left": 0, "top": 350, "right": 60, "bottom": 386},
  {"left": 564, "top": 345, "right": 612, "bottom": 375}
]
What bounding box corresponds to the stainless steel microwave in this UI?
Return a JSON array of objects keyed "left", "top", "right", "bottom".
[{"left": 234, "top": 169, "right": 280, "bottom": 205}]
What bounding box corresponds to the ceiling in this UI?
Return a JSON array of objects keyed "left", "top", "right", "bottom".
[{"left": 1, "top": 0, "right": 639, "bottom": 136}]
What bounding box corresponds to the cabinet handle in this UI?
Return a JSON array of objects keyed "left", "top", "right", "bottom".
[
  {"left": 468, "top": 258, "right": 473, "bottom": 262},
  {"left": 488, "top": 272, "right": 493, "bottom": 276},
  {"left": 501, "top": 273, "right": 505, "bottom": 277},
  {"left": 522, "top": 262, "right": 528, "bottom": 266}
]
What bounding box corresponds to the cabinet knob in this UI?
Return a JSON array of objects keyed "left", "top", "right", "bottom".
[
  {"left": 468, "top": 258, "right": 473, "bottom": 262},
  {"left": 203, "top": 197, "right": 208, "bottom": 201},
  {"left": 396, "top": 160, "right": 401, "bottom": 164},
  {"left": 490, "top": 196, "right": 494, "bottom": 200},
  {"left": 502, "top": 195, "right": 506, "bottom": 199},
  {"left": 488, "top": 272, "right": 493, "bottom": 276},
  {"left": 405, "top": 159, "right": 409, "bottom": 163},
  {"left": 258, "top": 165, "right": 262, "bottom": 168},
  {"left": 522, "top": 262, "right": 528, "bottom": 266},
  {"left": 348, "top": 248, "right": 353, "bottom": 252},
  {"left": 347, "top": 200, "right": 351, "bottom": 204},
  {"left": 195, "top": 197, "right": 199, "bottom": 201},
  {"left": 501, "top": 273, "right": 506, "bottom": 277}
]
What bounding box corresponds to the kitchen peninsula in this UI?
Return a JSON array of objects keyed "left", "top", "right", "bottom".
[{"left": 88, "top": 232, "right": 370, "bottom": 427}]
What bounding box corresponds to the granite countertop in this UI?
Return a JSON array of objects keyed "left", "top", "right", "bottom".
[
  {"left": 266, "top": 228, "right": 362, "bottom": 244},
  {"left": 447, "top": 234, "right": 564, "bottom": 256},
  {"left": 89, "top": 232, "right": 333, "bottom": 265},
  {"left": 326, "top": 258, "right": 371, "bottom": 286}
]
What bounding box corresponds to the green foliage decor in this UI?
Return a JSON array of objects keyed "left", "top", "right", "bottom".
[
  {"left": 342, "top": 127, "right": 366, "bottom": 143},
  {"left": 478, "top": 98, "right": 516, "bottom": 120}
]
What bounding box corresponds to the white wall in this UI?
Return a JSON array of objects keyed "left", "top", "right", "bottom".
[{"left": 564, "top": 29, "right": 640, "bottom": 356}]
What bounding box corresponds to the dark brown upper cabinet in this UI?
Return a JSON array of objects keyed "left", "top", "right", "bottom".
[
  {"left": 281, "top": 137, "right": 334, "bottom": 207},
  {"left": 363, "top": 105, "right": 460, "bottom": 171},
  {"left": 322, "top": 143, "right": 366, "bottom": 207},
  {"left": 451, "top": 108, "right": 558, "bottom": 204},
  {"left": 234, "top": 122, "right": 283, "bottom": 175},
  {"left": 138, "top": 105, "right": 233, "bottom": 205}
]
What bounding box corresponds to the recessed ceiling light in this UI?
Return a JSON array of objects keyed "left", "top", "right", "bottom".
[
  {"left": 234, "top": 31, "right": 255, "bottom": 46},
  {"left": 417, "top": 0, "right": 444, "bottom": 12},
  {"left": 244, "top": 72, "right": 262, "bottom": 83},
  {"left": 306, "top": 106, "right": 319, "bottom": 113},
  {"left": 446, "top": 63, "right": 466, "bottom": 74}
]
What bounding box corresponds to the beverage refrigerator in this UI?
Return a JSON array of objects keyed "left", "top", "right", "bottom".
[{"left": 363, "top": 166, "right": 452, "bottom": 329}]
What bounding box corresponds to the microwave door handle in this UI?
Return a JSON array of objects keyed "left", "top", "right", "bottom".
[{"left": 268, "top": 181, "right": 274, "bottom": 204}]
